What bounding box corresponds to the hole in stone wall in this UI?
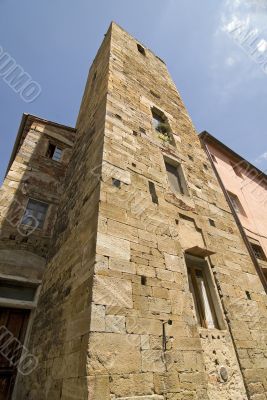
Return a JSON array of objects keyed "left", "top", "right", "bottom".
[
  {"left": 175, "top": 219, "right": 179, "bottom": 225},
  {"left": 209, "top": 219, "right": 216, "bottom": 227},
  {"left": 137, "top": 43, "right": 146, "bottom": 56},
  {"left": 115, "top": 114, "right": 122, "bottom": 120},
  {"left": 9, "top": 234, "right": 16, "bottom": 240},
  {"left": 148, "top": 181, "right": 159, "bottom": 204},
  {"left": 203, "top": 164, "right": 208, "bottom": 170},
  {"left": 133, "top": 131, "right": 138, "bottom": 136},
  {"left": 132, "top": 163, "right": 136, "bottom": 168},
  {"left": 141, "top": 276, "right": 147, "bottom": 285},
  {"left": 112, "top": 178, "right": 121, "bottom": 188},
  {"left": 188, "top": 155, "right": 194, "bottom": 161},
  {"left": 246, "top": 291, "right": 252, "bottom": 300},
  {"left": 150, "top": 90, "right": 160, "bottom": 99}
]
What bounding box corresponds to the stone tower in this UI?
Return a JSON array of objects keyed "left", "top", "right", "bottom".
[{"left": 16, "top": 23, "right": 267, "bottom": 400}]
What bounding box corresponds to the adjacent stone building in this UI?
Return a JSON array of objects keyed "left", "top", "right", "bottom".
[
  {"left": 0, "top": 114, "right": 76, "bottom": 398},
  {"left": 1, "top": 22, "right": 267, "bottom": 400}
]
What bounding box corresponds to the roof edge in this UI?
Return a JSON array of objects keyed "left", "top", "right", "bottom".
[
  {"left": 4, "top": 114, "right": 76, "bottom": 178},
  {"left": 199, "top": 130, "right": 266, "bottom": 182}
]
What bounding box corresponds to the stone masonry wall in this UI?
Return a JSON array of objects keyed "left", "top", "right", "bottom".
[{"left": 87, "top": 23, "right": 267, "bottom": 400}]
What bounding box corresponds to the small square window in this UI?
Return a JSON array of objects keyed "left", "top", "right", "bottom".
[
  {"left": 21, "top": 199, "right": 49, "bottom": 230},
  {"left": 46, "top": 143, "right": 63, "bottom": 162},
  {"left": 185, "top": 255, "right": 221, "bottom": 330},
  {"left": 164, "top": 159, "right": 188, "bottom": 196}
]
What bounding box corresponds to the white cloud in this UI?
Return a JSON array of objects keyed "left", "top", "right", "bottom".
[
  {"left": 210, "top": 0, "right": 267, "bottom": 100},
  {"left": 255, "top": 152, "right": 267, "bottom": 163},
  {"left": 225, "top": 56, "right": 236, "bottom": 66},
  {"left": 257, "top": 39, "right": 267, "bottom": 52}
]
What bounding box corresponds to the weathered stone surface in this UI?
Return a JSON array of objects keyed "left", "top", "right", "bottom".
[
  {"left": 97, "top": 232, "right": 131, "bottom": 260},
  {"left": 114, "top": 396, "right": 164, "bottom": 400},
  {"left": 93, "top": 275, "right": 133, "bottom": 308},
  {"left": 88, "top": 333, "right": 141, "bottom": 374}
]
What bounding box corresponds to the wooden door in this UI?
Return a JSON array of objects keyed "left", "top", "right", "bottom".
[{"left": 0, "top": 308, "right": 30, "bottom": 400}]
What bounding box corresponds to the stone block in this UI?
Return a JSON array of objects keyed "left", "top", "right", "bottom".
[
  {"left": 97, "top": 232, "right": 131, "bottom": 260},
  {"left": 93, "top": 275, "right": 133, "bottom": 308},
  {"left": 106, "top": 315, "right": 126, "bottom": 333},
  {"left": 88, "top": 333, "right": 141, "bottom": 374}
]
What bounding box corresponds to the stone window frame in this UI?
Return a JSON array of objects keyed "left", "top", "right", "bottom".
[
  {"left": 163, "top": 155, "right": 189, "bottom": 197},
  {"left": 248, "top": 237, "right": 267, "bottom": 262},
  {"left": 45, "top": 141, "right": 63, "bottom": 163},
  {"left": 0, "top": 274, "right": 40, "bottom": 310},
  {"left": 151, "top": 106, "right": 175, "bottom": 146},
  {"left": 20, "top": 198, "right": 50, "bottom": 232},
  {"left": 227, "top": 191, "right": 247, "bottom": 217},
  {"left": 185, "top": 254, "right": 225, "bottom": 330}
]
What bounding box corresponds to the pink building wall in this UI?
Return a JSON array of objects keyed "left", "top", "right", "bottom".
[{"left": 205, "top": 140, "right": 267, "bottom": 277}]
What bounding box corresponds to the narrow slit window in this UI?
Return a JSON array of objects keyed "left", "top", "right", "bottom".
[
  {"left": 21, "top": 199, "right": 49, "bottom": 230},
  {"left": 186, "top": 255, "right": 220, "bottom": 330},
  {"left": 148, "top": 181, "right": 158, "bottom": 204}
]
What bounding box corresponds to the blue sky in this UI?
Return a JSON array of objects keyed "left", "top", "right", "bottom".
[{"left": 0, "top": 0, "right": 267, "bottom": 183}]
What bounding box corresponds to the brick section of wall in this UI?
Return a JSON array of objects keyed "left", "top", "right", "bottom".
[
  {"left": 0, "top": 117, "right": 75, "bottom": 281},
  {"left": 16, "top": 23, "right": 267, "bottom": 400}
]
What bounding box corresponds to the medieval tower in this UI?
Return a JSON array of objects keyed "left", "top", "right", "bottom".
[{"left": 2, "top": 22, "right": 267, "bottom": 399}]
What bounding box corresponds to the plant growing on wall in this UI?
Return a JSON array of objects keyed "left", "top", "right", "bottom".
[
  {"left": 151, "top": 106, "right": 175, "bottom": 145},
  {"left": 156, "top": 122, "right": 172, "bottom": 143}
]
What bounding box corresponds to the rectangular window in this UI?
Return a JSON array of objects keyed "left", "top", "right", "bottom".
[
  {"left": 186, "top": 255, "right": 220, "bottom": 329},
  {"left": 0, "top": 280, "right": 36, "bottom": 302},
  {"left": 151, "top": 107, "right": 175, "bottom": 145},
  {"left": 249, "top": 242, "right": 267, "bottom": 261},
  {"left": 46, "top": 143, "right": 63, "bottom": 162},
  {"left": 21, "top": 199, "right": 49, "bottom": 229},
  {"left": 227, "top": 191, "right": 246, "bottom": 216},
  {"left": 164, "top": 159, "right": 187, "bottom": 195}
]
